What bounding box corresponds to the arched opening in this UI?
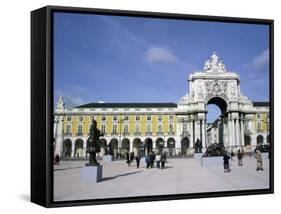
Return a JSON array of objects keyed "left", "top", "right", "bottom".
[
  {"left": 133, "top": 138, "right": 142, "bottom": 155},
  {"left": 63, "top": 139, "right": 72, "bottom": 158},
  {"left": 267, "top": 135, "right": 270, "bottom": 144},
  {"left": 100, "top": 138, "right": 107, "bottom": 155},
  {"left": 74, "top": 139, "right": 83, "bottom": 158},
  {"left": 109, "top": 138, "right": 118, "bottom": 157},
  {"left": 244, "top": 135, "right": 251, "bottom": 146},
  {"left": 156, "top": 138, "right": 164, "bottom": 153},
  {"left": 167, "top": 137, "right": 175, "bottom": 157},
  {"left": 121, "top": 138, "right": 130, "bottom": 155},
  {"left": 181, "top": 137, "right": 189, "bottom": 156},
  {"left": 145, "top": 138, "right": 153, "bottom": 154},
  {"left": 257, "top": 135, "right": 264, "bottom": 145},
  {"left": 206, "top": 97, "right": 228, "bottom": 147}
]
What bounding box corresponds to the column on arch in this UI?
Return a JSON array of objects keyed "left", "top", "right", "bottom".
[
  {"left": 240, "top": 114, "right": 245, "bottom": 146},
  {"left": 71, "top": 140, "right": 75, "bottom": 157}
]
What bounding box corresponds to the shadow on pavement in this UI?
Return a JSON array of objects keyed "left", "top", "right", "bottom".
[
  {"left": 102, "top": 170, "right": 143, "bottom": 182},
  {"left": 54, "top": 166, "right": 83, "bottom": 171}
]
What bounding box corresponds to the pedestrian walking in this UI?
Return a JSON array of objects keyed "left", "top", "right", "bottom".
[
  {"left": 54, "top": 154, "right": 60, "bottom": 165},
  {"left": 237, "top": 149, "right": 243, "bottom": 166},
  {"left": 223, "top": 152, "right": 231, "bottom": 172},
  {"left": 150, "top": 151, "right": 155, "bottom": 168},
  {"left": 255, "top": 150, "right": 264, "bottom": 171},
  {"left": 160, "top": 152, "right": 167, "bottom": 169},
  {"left": 156, "top": 153, "right": 161, "bottom": 168},
  {"left": 130, "top": 151, "right": 135, "bottom": 164},
  {"left": 145, "top": 153, "right": 151, "bottom": 169},
  {"left": 230, "top": 150, "right": 235, "bottom": 161},
  {"left": 135, "top": 153, "right": 141, "bottom": 169},
  {"left": 125, "top": 151, "right": 130, "bottom": 166}
]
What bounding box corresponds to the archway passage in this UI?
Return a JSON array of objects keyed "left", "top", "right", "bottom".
[
  {"left": 145, "top": 138, "right": 153, "bottom": 154},
  {"left": 74, "top": 139, "right": 83, "bottom": 158},
  {"left": 121, "top": 138, "right": 130, "bottom": 154},
  {"left": 206, "top": 97, "right": 228, "bottom": 147},
  {"left": 267, "top": 135, "right": 270, "bottom": 144},
  {"left": 156, "top": 138, "right": 164, "bottom": 153},
  {"left": 109, "top": 138, "right": 118, "bottom": 156},
  {"left": 167, "top": 137, "right": 175, "bottom": 157},
  {"left": 181, "top": 137, "right": 189, "bottom": 156},
  {"left": 63, "top": 139, "right": 72, "bottom": 158},
  {"left": 257, "top": 135, "right": 264, "bottom": 145},
  {"left": 244, "top": 135, "right": 251, "bottom": 146},
  {"left": 100, "top": 138, "right": 107, "bottom": 155},
  {"left": 133, "top": 138, "right": 141, "bottom": 155},
  {"left": 207, "top": 97, "right": 227, "bottom": 114}
]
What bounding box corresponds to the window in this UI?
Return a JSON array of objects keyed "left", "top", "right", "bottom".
[
  {"left": 77, "top": 124, "right": 83, "bottom": 134},
  {"left": 257, "top": 122, "right": 262, "bottom": 131},
  {"left": 136, "top": 115, "right": 140, "bottom": 121},
  {"left": 113, "top": 115, "right": 117, "bottom": 121},
  {"left": 257, "top": 114, "right": 261, "bottom": 119},
  {"left": 158, "top": 115, "right": 162, "bottom": 122},
  {"left": 158, "top": 124, "right": 163, "bottom": 133},
  {"left": 146, "top": 123, "right": 151, "bottom": 133},
  {"left": 135, "top": 123, "right": 140, "bottom": 133},
  {"left": 78, "top": 116, "right": 83, "bottom": 122},
  {"left": 124, "top": 115, "right": 129, "bottom": 121},
  {"left": 102, "top": 115, "right": 106, "bottom": 121},
  {"left": 66, "top": 124, "right": 71, "bottom": 134},
  {"left": 101, "top": 124, "right": 106, "bottom": 134},
  {"left": 112, "top": 124, "right": 117, "bottom": 134},
  {"left": 169, "top": 115, "right": 173, "bottom": 122},
  {"left": 147, "top": 115, "right": 151, "bottom": 121},
  {"left": 169, "top": 123, "right": 173, "bottom": 132},
  {"left": 66, "top": 116, "right": 71, "bottom": 122},
  {"left": 124, "top": 124, "right": 129, "bottom": 134}
]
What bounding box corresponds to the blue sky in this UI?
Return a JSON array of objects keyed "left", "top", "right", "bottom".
[{"left": 53, "top": 12, "right": 270, "bottom": 122}]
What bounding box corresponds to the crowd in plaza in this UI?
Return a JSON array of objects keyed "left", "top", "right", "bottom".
[
  {"left": 123, "top": 150, "right": 168, "bottom": 170},
  {"left": 223, "top": 149, "right": 265, "bottom": 173}
]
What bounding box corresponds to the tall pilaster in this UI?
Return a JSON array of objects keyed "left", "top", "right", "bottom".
[{"left": 240, "top": 115, "right": 245, "bottom": 146}]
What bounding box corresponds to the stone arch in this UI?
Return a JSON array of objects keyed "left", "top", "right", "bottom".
[
  {"left": 167, "top": 137, "right": 176, "bottom": 156},
  {"left": 257, "top": 135, "right": 264, "bottom": 145},
  {"left": 121, "top": 138, "right": 130, "bottom": 153},
  {"left": 100, "top": 138, "right": 107, "bottom": 155},
  {"left": 206, "top": 96, "right": 228, "bottom": 114},
  {"left": 63, "top": 139, "right": 72, "bottom": 158},
  {"left": 133, "top": 138, "right": 141, "bottom": 155},
  {"left": 267, "top": 135, "right": 270, "bottom": 144},
  {"left": 244, "top": 135, "right": 251, "bottom": 146},
  {"left": 156, "top": 137, "right": 164, "bottom": 153},
  {"left": 74, "top": 139, "right": 83, "bottom": 158},
  {"left": 109, "top": 138, "right": 118, "bottom": 156},
  {"left": 181, "top": 137, "right": 190, "bottom": 156},
  {"left": 145, "top": 138, "right": 153, "bottom": 154}
]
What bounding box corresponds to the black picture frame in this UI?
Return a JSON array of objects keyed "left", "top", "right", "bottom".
[{"left": 31, "top": 5, "right": 274, "bottom": 208}]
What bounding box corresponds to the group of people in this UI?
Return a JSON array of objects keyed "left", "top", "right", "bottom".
[
  {"left": 223, "top": 149, "right": 264, "bottom": 173},
  {"left": 145, "top": 151, "right": 167, "bottom": 169}
]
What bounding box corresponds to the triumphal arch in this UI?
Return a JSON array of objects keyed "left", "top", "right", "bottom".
[{"left": 176, "top": 52, "right": 255, "bottom": 151}]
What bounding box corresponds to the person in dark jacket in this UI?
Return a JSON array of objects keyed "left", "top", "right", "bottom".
[
  {"left": 230, "top": 150, "right": 235, "bottom": 161},
  {"left": 223, "top": 152, "right": 231, "bottom": 172},
  {"left": 135, "top": 153, "right": 141, "bottom": 168},
  {"left": 130, "top": 152, "right": 135, "bottom": 164},
  {"left": 145, "top": 153, "right": 151, "bottom": 169},
  {"left": 125, "top": 151, "right": 130, "bottom": 166},
  {"left": 54, "top": 154, "right": 60, "bottom": 165},
  {"left": 161, "top": 152, "right": 167, "bottom": 169},
  {"left": 237, "top": 149, "right": 243, "bottom": 166}
]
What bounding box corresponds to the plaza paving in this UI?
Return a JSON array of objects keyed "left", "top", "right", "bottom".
[{"left": 53, "top": 156, "right": 269, "bottom": 201}]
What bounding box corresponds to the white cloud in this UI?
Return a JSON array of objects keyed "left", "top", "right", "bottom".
[
  {"left": 146, "top": 47, "right": 178, "bottom": 64},
  {"left": 54, "top": 90, "right": 85, "bottom": 108},
  {"left": 252, "top": 49, "right": 269, "bottom": 70}
]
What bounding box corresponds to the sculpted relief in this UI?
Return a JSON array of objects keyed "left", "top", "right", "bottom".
[{"left": 205, "top": 80, "right": 228, "bottom": 99}]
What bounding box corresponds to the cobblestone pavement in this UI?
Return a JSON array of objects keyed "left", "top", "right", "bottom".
[{"left": 53, "top": 156, "right": 270, "bottom": 201}]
